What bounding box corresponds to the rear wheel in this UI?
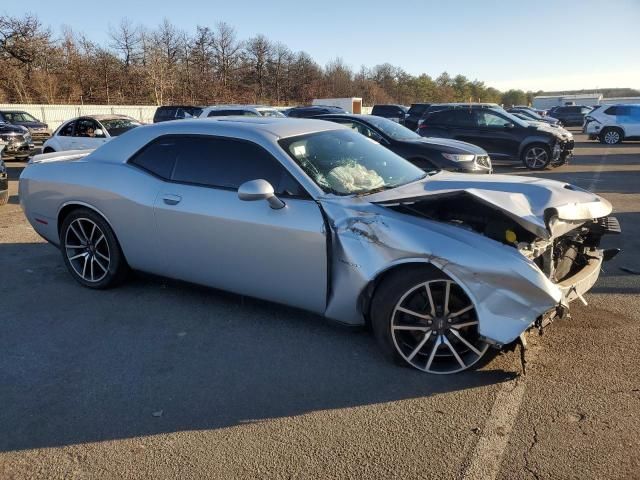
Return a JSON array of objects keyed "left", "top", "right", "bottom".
[
  {"left": 371, "top": 267, "right": 490, "bottom": 374},
  {"left": 60, "top": 208, "right": 128, "bottom": 289},
  {"left": 599, "top": 128, "right": 623, "bottom": 145},
  {"left": 522, "top": 144, "right": 551, "bottom": 170}
]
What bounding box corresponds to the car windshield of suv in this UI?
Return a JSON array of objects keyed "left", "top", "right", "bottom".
[
  {"left": 364, "top": 115, "right": 421, "bottom": 140},
  {"left": 99, "top": 118, "right": 142, "bottom": 136},
  {"left": 279, "top": 129, "right": 426, "bottom": 195},
  {"left": 257, "top": 108, "right": 286, "bottom": 117},
  {"left": 4, "top": 111, "right": 39, "bottom": 122}
]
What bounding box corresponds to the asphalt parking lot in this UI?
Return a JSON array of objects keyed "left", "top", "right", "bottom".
[{"left": 1, "top": 132, "right": 639, "bottom": 480}]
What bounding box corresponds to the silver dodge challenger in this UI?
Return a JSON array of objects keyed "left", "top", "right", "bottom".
[{"left": 19, "top": 117, "right": 620, "bottom": 374}]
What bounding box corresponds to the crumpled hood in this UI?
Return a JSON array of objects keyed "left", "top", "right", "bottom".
[
  {"left": 409, "top": 136, "right": 487, "bottom": 155},
  {"left": 364, "top": 171, "right": 612, "bottom": 239}
]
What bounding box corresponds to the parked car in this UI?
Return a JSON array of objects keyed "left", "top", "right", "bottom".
[
  {"left": 547, "top": 105, "right": 593, "bottom": 126},
  {"left": 20, "top": 117, "right": 620, "bottom": 374},
  {"left": 418, "top": 106, "right": 574, "bottom": 169},
  {"left": 371, "top": 104, "right": 409, "bottom": 123},
  {"left": 0, "top": 151, "right": 8, "bottom": 206},
  {"left": 403, "top": 103, "right": 432, "bottom": 131},
  {"left": 153, "top": 105, "right": 203, "bottom": 123},
  {"left": 406, "top": 103, "right": 502, "bottom": 132},
  {"left": 506, "top": 108, "right": 560, "bottom": 125},
  {"left": 514, "top": 106, "right": 548, "bottom": 117},
  {"left": 286, "top": 105, "right": 347, "bottom": 118},
  {"left": 584, "top": 104, "right": 640, "bottom": 144},
  {"left": 314, "top": 113, "right": 491, "bottom": 173},
  {"left": 0, "top": 122, "right": 33, "bottom": 160},
  {"left": 0, "top": 110, "right": 51, "bottom": 145},
  {"left": 199, "top": 105, "right": 285, "bottom": 118},
  {"left": 42, "top": 115, "right": 142, "bottom": 153}
]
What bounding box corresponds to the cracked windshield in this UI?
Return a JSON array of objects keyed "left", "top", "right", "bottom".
[{"left": 279, "top": 128, "right": 426, "bottom": 195}]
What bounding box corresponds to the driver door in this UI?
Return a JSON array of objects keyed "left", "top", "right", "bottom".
[{"left": 136, "top": 135, "right": 328, "bottom": 314}]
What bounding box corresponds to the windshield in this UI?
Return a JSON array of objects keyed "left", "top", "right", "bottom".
[
  {"left": 363, "top": 115, "right": 421, "bottom": 140},
  {"left": 100, "top": 118, "right": 142, "bottom": 136},
  {"left": 279, "top": 129, "right": 426, "bottom": 195},
  {"left": 257, "top": 108, "right": 286, "bottom": 117},
  {"left": 4, "top": 111, "right": 39, "bottom": 122}
]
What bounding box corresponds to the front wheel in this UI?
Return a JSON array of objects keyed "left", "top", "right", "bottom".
[
  {"left": 60, "top": 208, "right": 128, "bottom": 289},
  {"left": 522, "top": 144, "right": 551, "bottom": 170},
  {"left": 371, "top": 267, "right": 490, "bottom": 374}
]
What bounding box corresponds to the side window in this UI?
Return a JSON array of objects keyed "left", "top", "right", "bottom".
[
  {"left": 427, "top": 110, "right": 454, "bottom": 125},
  {"left": 170, "top": 137, "right": 304, "bottom": 196},
  {"left": 476, "top": 111, "right": 511, "bottom": 128},
  {"left": 75, "top": 118, "right": 101, "bottom": 137},
  {"left": 58, "top": 121, "right": 75, "bottom": 136},
  {"left": 337, "top": 121, "right": 383, "bottom": 141},
  {"left": 129, "top": 137, "right": 180, "bottom": 179},
  {"left": 451, "top": 110, "right": 475, "bottom": 127},
  {"left": 604, "top": 106, "right": 618, "bottom": 115}
]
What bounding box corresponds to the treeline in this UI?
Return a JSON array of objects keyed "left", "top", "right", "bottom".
[{"left": 0, "top": 13, "right": 540, "bottom": 107}]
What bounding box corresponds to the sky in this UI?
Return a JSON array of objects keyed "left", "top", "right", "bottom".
[{"left": 3, "top": 0, "right": 640, "bottom": 92}]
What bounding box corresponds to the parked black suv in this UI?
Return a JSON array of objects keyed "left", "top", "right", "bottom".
[
  {"left": 286, "top": 105, "right": 347, "bottom": 118},
  {"left": 403, "top": 103, "right": 432, "bottom": 131},
  {"left": 418, "top": 106, "right": 573, "bottom": 170},
  {"left": 0, "top": 110, "right": 50, "bottom": 145},
  {"left": 371, "top": 104, "right": 408, "bottom": 123},
  {"left": 314, "top": 114, "right": 491, "bottom": 173},
  {"left": 547, "top": 105, "right": 593, "bottom": 127},
  {"left": 153, "top": 105, "right": 203, "bottom": 123}
]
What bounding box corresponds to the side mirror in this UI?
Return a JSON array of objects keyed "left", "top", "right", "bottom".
[
  {"left": 94, "top": 128, "right": 105, "bottom": 138},
  {"left": 504, "top": 123, "right": 515, "bottom": 129},
  {"left": 238, "top": 179, "right": 285, "bottom": 209}
]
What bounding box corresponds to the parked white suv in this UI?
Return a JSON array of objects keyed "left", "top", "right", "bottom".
[{"left": 584, "top": 104, "right": 640, "bottom": 144}]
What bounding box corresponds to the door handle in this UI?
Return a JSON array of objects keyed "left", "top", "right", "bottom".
[{"left": 162, "top": 194, "right": 182, "bottom": 205}]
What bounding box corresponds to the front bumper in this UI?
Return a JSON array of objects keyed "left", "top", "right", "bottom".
[{"left": 1, "top": 139, "right": 34, "bottom": 158}]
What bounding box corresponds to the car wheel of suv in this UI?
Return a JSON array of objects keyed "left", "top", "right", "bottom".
[
  {"left": 522, "top": 144, "right": 551, "bottom": 170},
  {"left": 599, "top": 128, "right": 623, "bottom": 145},
  {"left": 60, "top": 208, "right": 128, "bottom": 289},
  {"left": 371, "top": 266, "right": 490, "bottom": 374}
]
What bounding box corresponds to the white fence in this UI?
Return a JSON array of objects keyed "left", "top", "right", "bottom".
[
  {"left": 0, "top": 103, "right": 376, "bottom": 130},
  {"left": 0, "top": 104, "right": 158, "bottom": 130}
]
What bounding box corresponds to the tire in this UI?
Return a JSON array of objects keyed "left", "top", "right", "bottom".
[
  {"left": 371, "top": 266, "right": 491, "bottom": 374},
  {"left": 59, "top": 208, "right": 128, "bottom": 289},
  {"left": 521, "top": 144, "right": 551, "bottom": 170},
  {"left": 599, "top": 128, "right": 623, "bottom": 145},
  {"left": 43, "top": 147, "right": 55, "bottom": 153}
]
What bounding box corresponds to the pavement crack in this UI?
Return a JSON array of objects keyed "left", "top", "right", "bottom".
[{"left": 523, "top": 422, "right": 541, "bottom": 480}]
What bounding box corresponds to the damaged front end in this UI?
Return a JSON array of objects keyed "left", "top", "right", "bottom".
[{"left": 320, "top": 173, "right": 621, "bottom": 350}]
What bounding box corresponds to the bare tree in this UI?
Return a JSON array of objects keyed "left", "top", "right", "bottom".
[{"left": 245, "top": 34, "right": 272, "bottom": 101}]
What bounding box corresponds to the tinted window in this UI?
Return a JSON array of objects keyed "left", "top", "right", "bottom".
[
  {"left": 604, "top": 106, "right": 618, "bottom": 115},
  {"left": 100, "top": 118, "right": 141, "bottom": 136},
  {"left": 58, "top": 121, "right": 75, "bottom": 137},
  {"left": 131, "top": 136, "right": 304, "bottom": 196},
  {"left": 130, "top": 137, "right": 180, "bottom": 179},
  {"left": 427, "top": 109, "right": 474, "bottom": 126},
  {"left": 408, "top": 104, "right": 429, "bottom": 115}
]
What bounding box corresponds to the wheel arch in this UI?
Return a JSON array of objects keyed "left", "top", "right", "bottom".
[
  {"left": 518, "top": 138, "right": 553, "bottom": 158},
  {"left": 57, "top": 201, "right": 118, "bottom": 244},
  {"left": 601, "top": 125, "right": 626, "bottom": 137},
  {"left": 358, "top": 259, "right": 447, "bottom": 327}
]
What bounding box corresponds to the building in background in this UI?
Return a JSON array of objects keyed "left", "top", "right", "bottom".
[{"left": 532, "top": 94, "right": 602, "bottom": 109}]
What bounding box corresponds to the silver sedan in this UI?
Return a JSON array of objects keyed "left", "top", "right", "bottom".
[{"left": 19, "top": 117, "right": 620, "bottom": 374}]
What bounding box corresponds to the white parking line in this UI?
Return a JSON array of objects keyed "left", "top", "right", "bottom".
[{"left": 462, "top": 344, "right": 541, "bottom": 480}]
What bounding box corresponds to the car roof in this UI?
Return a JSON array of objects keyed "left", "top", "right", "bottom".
[{"left": 90, "top": 116, "right": 346, "bottom": 164}]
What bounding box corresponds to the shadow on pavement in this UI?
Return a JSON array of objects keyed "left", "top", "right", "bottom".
[{"left": 0, "top": 242, "right": 516, "bottom": 453}]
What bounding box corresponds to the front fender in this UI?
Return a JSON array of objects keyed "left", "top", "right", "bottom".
[{"left": 321, "top": 200, "right": 560, "bottom": 344}]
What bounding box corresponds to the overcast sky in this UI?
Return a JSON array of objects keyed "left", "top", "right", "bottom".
[{"left": 4, "top": 0, "right": 640, "bottom": 91}]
